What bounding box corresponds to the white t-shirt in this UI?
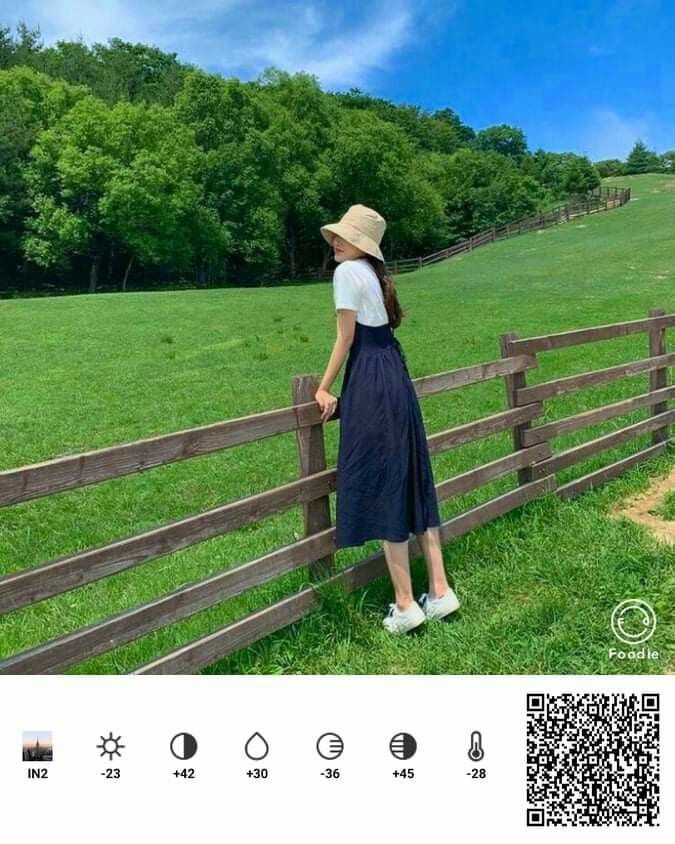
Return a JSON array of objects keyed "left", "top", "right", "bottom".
[{"left": 332, "top": 258, "right": 389, "bottom": 326}]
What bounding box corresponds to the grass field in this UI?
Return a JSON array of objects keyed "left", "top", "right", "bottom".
[{"left": 1, "top": 173, "right": 674, "bottom": 675}]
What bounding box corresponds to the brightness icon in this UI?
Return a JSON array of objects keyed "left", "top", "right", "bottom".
[{"left": 97, "top": 732, "right": 125, "bottom": 760}]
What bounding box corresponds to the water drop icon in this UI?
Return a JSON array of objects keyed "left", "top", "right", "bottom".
[{"left": 245, "top": 732, "right": 269, "bottom": 760}]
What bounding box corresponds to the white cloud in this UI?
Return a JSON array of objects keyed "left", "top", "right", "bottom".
[
  {"left": 580, "top": 108, "right": 655, "bottom": 160},
  {"left": 2, "top": 0, "right": 438, "bottom": 88}
]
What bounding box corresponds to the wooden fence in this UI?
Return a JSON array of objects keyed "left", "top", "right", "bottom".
[
  {"left": 276, "top": 185, "right": 631, "bottom": 283},
  {"left": 218, "top": 186, "right": 632, "bottom": 286},
  {"left": 387, "top": 185, "right": 632, "bottom": 276},
  {"left": 0, "top": 306, "right": 672, "bottom": 674}
]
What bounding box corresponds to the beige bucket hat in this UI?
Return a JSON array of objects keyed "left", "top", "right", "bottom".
[{"left": 320, "top": 204, "right": 386, "bottom": 262}]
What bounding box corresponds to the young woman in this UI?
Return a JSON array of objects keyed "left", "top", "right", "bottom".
[{"left": 314, "top": 204, "right": 460, "bottom": 634}]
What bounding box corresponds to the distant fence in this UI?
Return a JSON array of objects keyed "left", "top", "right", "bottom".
[
  {"left": 291, "top": 185, "right": 631, "bottom": 282},
  {"left": 0, "top": 305, "right": 672, "bottom": 674},
  {"left": 387, "top": 185, "right": 632, "bottom": 276}
]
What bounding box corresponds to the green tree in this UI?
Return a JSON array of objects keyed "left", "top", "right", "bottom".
[
  {"left": 560, "top": 156, "right": 600, "bottom": 196},
  {"left": 330, "top": 91, "right": 474, "bottom": 154},
  {"left": 257, "top": 68, "right": 336, "bottom": 275},
  {"left": 595, "top": 158, "right": 625, "bottom": 177},
  {"left": 434, "top": 148, "right": 543, "bottom": 241},
  {"left": 23, "top": 94, "right": 226, "bottom": 291},
  {"left": 659, "top": 151, "right": 675, "bottom": 171},
  {"left": 0, "top": 66, "right": 87, "bottom": 277},
  {"left": 174, "top": 69, "right": 281, "bottom": 275},
  {"left": 522, "top": 150, "right": 599, "bottom": 199},
  {"left": 625, "top": 139, "right": 661, "bottom": 174},
  {"left": 318, "top": 108, "right": 446, "bottom": 258},
  {"left": 475, "top": 124, "right": 528, "bottom": 159}
]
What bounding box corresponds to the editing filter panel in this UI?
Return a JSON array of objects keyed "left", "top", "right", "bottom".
[{"left": 0, "top": 675, "right": 670, "bottom": 842}]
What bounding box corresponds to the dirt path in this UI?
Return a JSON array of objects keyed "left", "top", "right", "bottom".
[{"left": 607, "top": 466, "right": 675, "bottom": 546}]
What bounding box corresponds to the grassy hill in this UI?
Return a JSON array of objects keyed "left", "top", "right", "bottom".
[{"left": 1, "top": 173, "right": 674, "bottom": 674}]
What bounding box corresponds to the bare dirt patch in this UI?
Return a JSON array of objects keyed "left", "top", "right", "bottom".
[{"left": 607, "top": 465, "right": 675, "bottom": 546}]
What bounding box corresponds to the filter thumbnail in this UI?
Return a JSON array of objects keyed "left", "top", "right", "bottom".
[{"left": 22, "top": 731, "right": 53, "bottom": 762}]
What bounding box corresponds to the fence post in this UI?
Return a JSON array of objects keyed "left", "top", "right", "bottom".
[
  {"left": 499, "top": 332, "right": 535, "bottom": 486},
  {"left": 292, "top": 374, "right": 335, "bottom": 580},
  {"left": 648, "top": 308, "right": 670, "bottom": 445}
]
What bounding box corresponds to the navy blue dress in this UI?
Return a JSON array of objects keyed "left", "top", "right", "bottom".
[{"left": 332, "top": 321, "right": 441, "bottom": 548}]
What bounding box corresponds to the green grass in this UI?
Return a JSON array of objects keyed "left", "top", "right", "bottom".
[
  {"left": 1, "top": 173, "right": 674, "bottom": 675},
  {"left": 652, "top": 490, "right": 675, "bottom": 521}
]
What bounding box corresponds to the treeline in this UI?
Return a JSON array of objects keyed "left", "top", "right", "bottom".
[
  {"left": 596, "top": 140, "right": 675, "bottom": 177},
  {"left": 0, "top": 23, "right": 601, "bottom": 295}
]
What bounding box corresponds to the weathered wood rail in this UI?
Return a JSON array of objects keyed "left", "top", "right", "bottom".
[{"left": 0, "top": 306, "right": 672, "bottom": 674}]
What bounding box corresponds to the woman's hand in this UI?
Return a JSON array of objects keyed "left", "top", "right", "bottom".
[{"left": 315, "top": 388, "right": 338, "bottom": 422}]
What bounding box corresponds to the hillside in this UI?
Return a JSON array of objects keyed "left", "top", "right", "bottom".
[{"left": 1, "top": 173, "right": 674, "bottom": 675}]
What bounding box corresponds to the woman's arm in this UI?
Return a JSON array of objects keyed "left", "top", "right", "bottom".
[{"left": 315, "top": 310, "right": 356, "bottom": 421}]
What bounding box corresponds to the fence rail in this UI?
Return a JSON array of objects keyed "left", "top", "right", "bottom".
[{"left": 0, "top": 305, "right": 672, "bottom": 674}]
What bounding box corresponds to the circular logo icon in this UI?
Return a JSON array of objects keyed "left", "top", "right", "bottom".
[{"left": 611, "top": 599, "right": 656, "bottom": 645}]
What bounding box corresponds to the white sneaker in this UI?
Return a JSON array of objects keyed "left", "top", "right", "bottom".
[
  {"left": 419, "top": 588, "right": 460, "bottom": 620},
  {"left": 382, "top": 601, "right": 426, "bottom": 634}
]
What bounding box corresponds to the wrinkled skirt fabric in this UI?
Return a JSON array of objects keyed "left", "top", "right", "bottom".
[{"left": 332, "top": 321, "right": 441, "bottom": 549}]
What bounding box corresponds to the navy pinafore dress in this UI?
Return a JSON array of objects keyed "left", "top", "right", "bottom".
[{"left": 332, "top": 320, "right": 441, "bottom": 548}]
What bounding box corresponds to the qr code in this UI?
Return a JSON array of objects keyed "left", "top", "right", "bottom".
[{"left": 526, "top": 692, "right": 660, "bottom": 827}]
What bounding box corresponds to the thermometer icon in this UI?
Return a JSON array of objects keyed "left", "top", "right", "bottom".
[{"left": 468, "top": 730, "right": 484, "bottom": 762}]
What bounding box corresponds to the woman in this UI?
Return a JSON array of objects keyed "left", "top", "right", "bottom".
[{"left": 314, "top": 204, "right": 460, "bottom": 634}]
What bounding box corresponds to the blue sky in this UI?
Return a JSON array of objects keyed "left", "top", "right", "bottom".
[{"left": 2, "top": 0, "right": 672, "bottom": 159}]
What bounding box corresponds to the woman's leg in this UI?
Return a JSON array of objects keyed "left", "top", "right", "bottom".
[
  {"left": 382, "top": 539, "right": 415, "bottom": 610},
  {"left": 416, "top": 526, "right": 450, "bottom": 599}
]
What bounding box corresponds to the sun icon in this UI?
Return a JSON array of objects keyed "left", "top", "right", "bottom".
[{"left": 96, "top": 732, "right": 125, "bottom": 760}]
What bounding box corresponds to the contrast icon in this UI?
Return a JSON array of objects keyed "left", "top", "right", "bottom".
[
  {"left": 611, "top": 599, "right": 657, "bottom": 645},
  {"left": 389, "top": 732, "right": 416, "bottom": 760},
  {"left": 245, "top": 732, "right": 269, "bottom": 760},
  {"left": 170, "top": 732, "right": 198, "bottom": 760},
  {"left": 97, "top": 732, "right": 125, "bottom": 761},
  {"left": 316, "top": 732, "right": 344, "bottom": 760}
]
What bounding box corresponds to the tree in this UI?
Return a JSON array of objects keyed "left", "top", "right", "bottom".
[
  {"left": 318, "top": 108, "right": 445, "bottom": 259},
  {"left": 174, "top": 69, "right": 281, "bottom": 276},
  {"left": 328, "top": 90, "right": 474, "bottom": 154},
  {"left": 659, "top": 151, "right": 675, "bottom": 171},
  {"left": 625, "top": 140, "right": 661, "bottom": 174},
  {"left": 595, "top": 159, "right": 625, "bottom": 177},
  {"left": 0, "top": 66, "right": 87, "bottom": 278},
  {"left": 425, "top": 148, "right": 543, "bottom": 243},
  {"left": 475, "top": 124, "right": 528, "bottom": 160},
  {"left": 257, "top": 68, "right": 336, "bottom": 275},
  {"left": 22, "top": 95, "right": 226, "bottom": 291},
  {"left": 522, "top": 150, "right": 600, "bottom": 200},
  {"left": 560, "top": 157, "right": 601, "bottom": 196}
]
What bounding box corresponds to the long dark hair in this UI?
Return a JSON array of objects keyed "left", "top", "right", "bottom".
[{"left": 362, "top": 254, "right": 406, "bottom": 329}]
